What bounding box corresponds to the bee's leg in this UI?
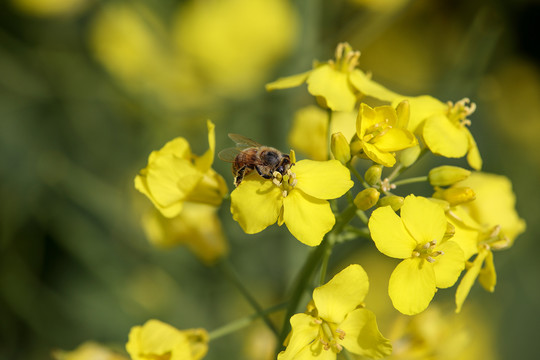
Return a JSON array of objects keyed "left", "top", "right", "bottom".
[
  {"left": 235, "top": 166, "right": 247, "bottom": 186},
  {"left": 255, "top": 165, "right": 272, "bottom": 179}
]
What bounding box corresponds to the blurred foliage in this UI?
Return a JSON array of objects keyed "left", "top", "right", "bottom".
[{"left": 1, "top": 0, "right": 539, "bottom": 359}]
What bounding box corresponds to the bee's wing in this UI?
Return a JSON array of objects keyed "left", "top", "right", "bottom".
[
  {"left": 228, "top": 133, "right": 261, "bottom": 149},
  {"left": 218, "top": 147, "right": 242, "bottom": 162}
]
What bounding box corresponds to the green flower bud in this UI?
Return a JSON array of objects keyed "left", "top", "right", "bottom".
[
  {"left": 331, "top": 132, "right": 351, "bottom": 164},
  {"left": 428, "top": 166, "right": 471, "bottom": 186},
  {"left": 433, "top": 186, "right": 476, "bottom": 206},
  {"left": 398, "top": 145, "right": 421, "bottom": 167},
  {"left": 377, "top": 195, "right": 404, "bottom": 211},
  {"left": 354, "top": 188, "right": 380, "bottom": 211},
  {"left": 364, "top": 165, "right": 382, "bottom": 186}
]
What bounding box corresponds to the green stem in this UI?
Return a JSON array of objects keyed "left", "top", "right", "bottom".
[
  {"left": 319, "top": 236, "right": 334, "bottom": 286},
  {"left": 392, "top": 176, "right": 428, "bottom": 187},
  {"left": 344, "top": 226, "right": 371, "bottom": 239},
  {"left": 388, "top": 147, "right": 429, "bottom": 182},
  {"left": 347, "top": 162, "right": 370, "bottom": 189},
  {"left": 327, "top": 108, "right": 334, "bottom": 161},
  {"left": 219, "top": 259, "right": 279, "bottom": 337},
  {"left": 208, "top": 302, "right": 287, "bottom": 341},
  {"left": 356, "top": 209, "right": 369, "bottom": 225}
]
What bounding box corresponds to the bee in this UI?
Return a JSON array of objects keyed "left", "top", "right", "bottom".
[{"left": 218, "top": 134, "right": 292, "bottom": 187}]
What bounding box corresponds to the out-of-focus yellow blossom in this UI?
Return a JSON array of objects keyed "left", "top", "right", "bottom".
[
  {"left": 353, "top": 102, "right": 417, "bottom": 167},
  {"left": 369, "top": 195, "right": 464, "bottom": 315},
  {"left": 135, "top": 120, "right": 227, "bottom": 218},
  {"left": 11, "top": 0, "right": 88, "bottom": 17},
  {"left": 394, "top": 96, "right": 482, "bottom": 170},
  {"left": 288, "top": 105, "right": 357, "bottom": 161},
  {"left": 267, "top": 43, "right": 400, "bottom": 112},
  {"left": 387, "top": 305, "right": 498, "bottom": 360},
  {"left": 231, "top": 156, "right": 353, "bottom": 246},
  {"left": 52, "top": 342, "right": 127, "bottom": 360},
  {"left": 278, "top": 265, "right": 392, "bottom": 359},
  {"left": 127, "top": 320, "right": 208, "bottom": 360},
  {"left": 142, "top": 203, "right": 228, "bottom": 265},
  {"left": 446, "top": 172, "right": 526, "bottom": 313},
  {"left": 173, "top": 0, "right": 297, "bottom": 97}
]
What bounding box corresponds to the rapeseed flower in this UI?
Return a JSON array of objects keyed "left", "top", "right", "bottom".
[
  {"left": 52, "top": 342, "right": 127, "bottom": 360},
  {"left": 278, "top": 265, "right": 392, "bottom": 359},
  {"left": 353, "top": 102, "right": 417, "bottom": 167},
  {"left": 126, "top": 319, "right": 208, "bottom": 360},
  {"left": 395, "top": 96, "right": 482, "bottom": 170},
  {"left": 448, "top": 172, "right": 526, "bottom": 313},
  {"left": 267, "top": 42, "right": 399, "bottom": 112},
  {"left": 230, "top": 155, "right": 353, "bottom": 246},
  {"left": 369, "top": 195, "right": 465, "bottom": 315},
  {"left": 135, "top": 120, "right": 227, "bottom": 218}
]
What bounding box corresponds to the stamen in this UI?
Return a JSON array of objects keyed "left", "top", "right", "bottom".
[
  {"left": 426, "top": 256, "right": 435, "bottom": 263},
  {"left": 335, "top": 329, "right": 346, "bottom": 340},
  {"left": 412, "top": 251, "right": 420, "bottom": 257}
]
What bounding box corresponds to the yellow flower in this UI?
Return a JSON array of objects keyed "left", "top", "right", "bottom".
[
  {"left": 52, "top": 342, "right": 127, "bottom": 360},
  {"left": 267, "top": 42, "right": 400, "bottom": 112},
  {"left": 142, "top": 203, "right": 228, "bottom": 265},
  {"left": 230, "top": 157, "right": 353, "bottom": 246},
  {"left": 447, "top": 172, "right": 526, "bottom": 313},
  {"left": 394, "top": 96, "right": 482, "bottom": 170},
  {"left": 278, "top": 265, "right": 392, "bottom": 359},
  {"left": 353, "top": 102, "right": 417, "bottom": 167},
  {"left": 369, "top": 195, "right": 465, "bottom": 315},
  {"left": 135, "top": 120, "right": 227, "bottom": 218},
  {"left": 126, "top": 319, "right": 208, "bottom": 360}
]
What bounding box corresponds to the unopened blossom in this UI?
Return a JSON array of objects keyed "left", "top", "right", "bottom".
[
  {"left": 278, "top": 265, "right": 392, "bottom": 359},
  {"left": 369, "top": 195, "right": 465, "bottom": 315},
  {"left": 231, "top": 154, "right": 353, "bottom": 246},
  {"left": 267, "top": 42, "right": 400, "bottom": 112}
]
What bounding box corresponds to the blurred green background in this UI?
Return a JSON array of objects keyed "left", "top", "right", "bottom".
[{"left": 1, "top": 0, "right": 539, "bottom": 359}]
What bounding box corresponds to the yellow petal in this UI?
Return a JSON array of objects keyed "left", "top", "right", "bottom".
[
  {"left": 289, "top": 106, "right": 329, "bottom": 161},
  {"left": 307, "top": 64, "right": 357, "bottom": 112},
  {"left": 151, "top": 137, "right": 191, "bottom": 161},
  {"left": 356, "top": 103, "right": 378, "bottom": 137},
  {"left": 368, "top": 206, "right": 417, "bottom": 258},
  {"left": 135, "top": 174, "right": 183, "bottom": 218},
  {"left": 372, "top": 128, "right": 417, "bottom": 152},
  {"left": 348, "top": 69, "right": 400, "bottom": 102},
  {"left": 313, "top": 264, "right": 369, "bottom": 323},
  {"left": 282, "top": 189, "right": 335, "bottom": 246},
  {"left": 432, "top": 240, "right": 465, "bottom": 288},
  {"left": 277, "top": 314, "right": 320, "bottom": 360},
  {"left": 465, "top": 128, "right": 482, "bottom": 170},
  {"left": 362, "top": 142, "right": 396, "bottom": 167},
  {"left": 339, "top": 308, "right": 392, "bottom": 359},
  {"left": 447, "top": 207, "right": 480, "bottom": 260},
  {"left": 394, "top": 95, "right": 447, "bottom": 134},
  {"left": 294, "top": 160, "right": 353, "bottom": 200},
  {"left": 389, "top": 257, "right": 436, "bottom": 315},
  {"left": 230, "top": 175, "right": 282, "bottom": 234},
  {"left": 479, "top": 250, "right": 496, "bottom": 292},
  {"left": 401, "top": 195, "right": 447, "bottom": 245},
  {"left": 455, "top": 248, "right": 488, "bottom": 313},
  {"left": 423, "top": 114, "right": 469, "bottom": 158},
  {"left": 266, "top": 70, "right": 311, "bottom": 91},
  {"left": 194, "top": 119, "right": 216, "bottom": 172}
]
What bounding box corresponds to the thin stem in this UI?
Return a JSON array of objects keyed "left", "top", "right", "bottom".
[
  {"left": 344, "top": 226, "right": 371, "bottom": 239},
  {"left": 386, "top": 163, "right": 403, "bottom": 182},
  {"left": 327, "top": 108, "right": 334, "bottom": 161},
  {"left": 392, "top": 176, "right": 428, "bottom": 187},
  {"left": 347, "top": 162, "right": 370, "bottom": 189},
  {"left": 319, "top": 235, "right": 335, "bottom": 286},
  {"left": 208, "top": 302, "right": 287, "bottom": 341},
  {"left": 388, "top": 147, "right": 429, "bottom": 182},
  {"left": 356, "top": 210, "right": 369, "bottom": 225},
  {"left": 219, "top": 259, "right": 279, "bottom": 337}
]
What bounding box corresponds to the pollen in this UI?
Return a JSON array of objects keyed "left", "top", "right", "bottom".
[{"left": 272, "top": 169, "right": 297, "bottom": 198}]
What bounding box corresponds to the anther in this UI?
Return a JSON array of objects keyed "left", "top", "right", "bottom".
[
  {"left": 335, "top": 329, "right": 346, "bottom": 340},
  {"left": 412, "top": 251, "right": 420, "bottom": 257},
  {"left": 282, "top": 190, "right": 288, "bottom": 198},
  {"left": 426, "top": 256, "right": 435, "bottom": 263}
]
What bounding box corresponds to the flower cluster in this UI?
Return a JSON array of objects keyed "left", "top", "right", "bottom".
[{"left": 59, "top": 42, "right": 524, "bottom": 360}]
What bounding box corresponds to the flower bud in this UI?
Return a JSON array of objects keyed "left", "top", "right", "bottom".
[
  {"left": 398, "top": 145, "right": 421, "bottom": 167},
  {"left": 377, "top": 195, "right": 404, "bottom": 211},
  {"left": 354, "top": 188, "right": 380, "bottom": 211},
  {"left": 364, "top": 165, "right": 383, "bottom": 186},
  {"left": 433, "top": 186, "right": 476, "bottom": 206},
  {"left": 349, "top": 134, "right": 363, "bottom": 157},
  {"left": 428, "top": 166, "right": 471, "bottom": 186},
  {"left": 331, "top": 132, "right": 351, "bottom": 164}
]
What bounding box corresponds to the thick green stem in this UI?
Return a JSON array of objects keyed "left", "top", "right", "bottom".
[
  {"left": 208, "top": 302, "right": 287, "bottom": 341},
  {"left": 219, "top": 259, "right": 279, "bottom": 337}
]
